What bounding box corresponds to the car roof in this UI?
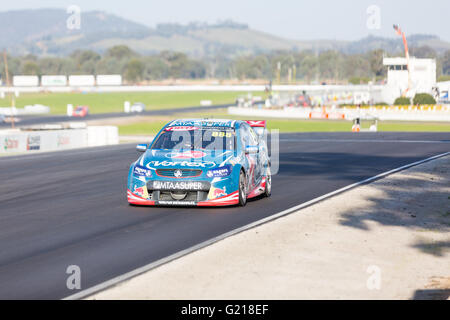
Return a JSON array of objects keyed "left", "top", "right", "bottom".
[{"left": 167, "top": 119, "right": 238, "bottom": 129}]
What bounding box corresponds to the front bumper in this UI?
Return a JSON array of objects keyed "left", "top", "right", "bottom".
[{"left": 127, "top": 189, "right": 239, "bottom": 207}]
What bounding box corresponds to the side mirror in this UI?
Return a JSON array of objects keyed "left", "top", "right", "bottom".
[
  {"left": 245, "top": 145, "right": 258, "bottom": 154},
  {"left": 253, "top": 127, "right": 266, "bottom": 138},
  {"left": 136, "top": 144, "right": 147, "bottom": 152}
]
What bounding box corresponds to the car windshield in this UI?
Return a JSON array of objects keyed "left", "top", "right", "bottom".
[{"left": 152, "top": 127, "right": 236, "bottom": 151}]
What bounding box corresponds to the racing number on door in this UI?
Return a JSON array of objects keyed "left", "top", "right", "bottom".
[{"left": 211, "top": 131, "right": 232, "bottom": 138}]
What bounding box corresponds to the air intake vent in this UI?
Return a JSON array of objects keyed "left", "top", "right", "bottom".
[{"left": 156, "top": 169, "right": 202, "bottom": 178}]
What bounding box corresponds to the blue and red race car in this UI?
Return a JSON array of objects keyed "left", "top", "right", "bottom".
[
  {"left": 127, "top": 119, "right": 271, "bottom": 206},
  {"left": 72, "top": 105, "right": 89, "bottom": 117}
]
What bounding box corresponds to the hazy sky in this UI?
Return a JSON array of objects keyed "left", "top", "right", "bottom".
[{"left": 2, "top": 0, "right": 450, "bottom": 41}]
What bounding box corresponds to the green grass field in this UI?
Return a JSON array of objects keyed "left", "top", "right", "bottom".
[
  {"left": 4, "top": 90, "right": 447, "bottom": 133},
  {"left": 3, "top": 91, "right": 260, "bottom": 115},
  {"left": 118, "top": 116, "right": 450, "bottom": 136},
  {"left": 266, "top": 120, "right": 450, "bottom": 132}
]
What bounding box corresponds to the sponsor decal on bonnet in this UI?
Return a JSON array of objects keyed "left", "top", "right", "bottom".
[
  {"left": 166, "top": 150, "right": 206, "bottom": 159},
  {"left": 147, "top": 160, "right": 215, "bottom": 168}
]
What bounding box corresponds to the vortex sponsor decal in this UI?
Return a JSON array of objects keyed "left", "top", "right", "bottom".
[
  {"left": 166, "top": 150, "right": 206, "bottom": 159},
  {"left": 147, "top": 160, "right": 215, "bottom": 168},
  {"left": 165, "top": 126, "right": 199, "bottom": 131}
]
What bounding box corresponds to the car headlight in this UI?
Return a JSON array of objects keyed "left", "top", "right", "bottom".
[
  {"left": 206, "top": 165, "right": 232, "bottom": 178},
  {"left": 133, "top": 165, "right": 152, "bottom": 178}
]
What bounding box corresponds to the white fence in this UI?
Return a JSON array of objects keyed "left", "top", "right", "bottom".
[
  {"left": 12, "top": 76, "right": 39, "bottom": 87},
  {"left": 41, "top": 75, "right": 68, "bottom": 86},
  {"left": 0, "top": 126, "right": 119, "bottom": 154},
  {"left": 68, "top": 75, "right": 96, "bottom": 87},
  {"left": 96, "top": 75, "right": 122, "bottom": 86},
  {"left": 7, "top": 74, "right": 123, "bottom": 88}
]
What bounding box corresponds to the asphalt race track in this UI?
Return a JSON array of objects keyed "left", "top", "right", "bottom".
[
  {"left": 0, "top": 132, "right": 449, "bottom": 299},
  {"left": 0, "top": 104, "right": 230, "bottom": 128}
]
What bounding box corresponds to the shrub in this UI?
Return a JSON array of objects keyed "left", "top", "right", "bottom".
[
  {"left": 437, "top": 75, "right": 450, "bottom": 82},
  {"left": 349, "top": 77, "right": 370, "bottom": 85},
  {"left": 393, "top": 97, "right": 411, "bottom": 105},
  {"left": 413, "top": 93, "right": 436, "bottom": 105}
]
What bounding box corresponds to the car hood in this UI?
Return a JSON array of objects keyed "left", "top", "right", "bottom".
[{"left": 139, "top": 149, "right": 235, "bottom": 170}]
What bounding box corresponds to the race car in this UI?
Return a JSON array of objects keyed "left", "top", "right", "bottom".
[
  {"left": 72, "top": 106, "right": 89, "bottom": 117},
  {"left": 127, "top": 119, "right": 271, "bottom": 207},
  {"left": 130, "top": 102, "right": 146, "bottom": 113}
]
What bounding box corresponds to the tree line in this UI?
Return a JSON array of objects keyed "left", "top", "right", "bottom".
[{"left": 1, "top": 45, "right": 450, "bottom": 84}]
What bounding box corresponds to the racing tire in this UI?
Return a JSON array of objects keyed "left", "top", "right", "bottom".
[
  {"left": 238, "top": 171, "right": 247, "bottom": 206},
  {"left": 264, "top": 168, "right": 272, "bottom": 197}
]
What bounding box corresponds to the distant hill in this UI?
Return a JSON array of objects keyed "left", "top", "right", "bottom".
[
  {"left": 0, "top": 9, "right": 150, "bottom": 55},
  {"left": 344, "top": 34, "right": 450, "bottom": 55},
  {"left": 1, "top": 8, "right": 449, "bottom": 57}
]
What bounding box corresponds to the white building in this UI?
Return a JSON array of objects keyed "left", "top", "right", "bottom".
[{"left": 382, "top": 57, "right": 436, "bottom": 104}]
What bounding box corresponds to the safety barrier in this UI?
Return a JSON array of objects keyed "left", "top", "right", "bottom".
[
  {"left": 0, "top": 126, "right": 118, "bottom": 154},
  {"left": 228, "top": 105, "right": 450, "bottom": 122}
]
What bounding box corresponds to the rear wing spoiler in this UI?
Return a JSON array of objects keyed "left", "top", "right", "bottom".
[
  {"left": 245, "top": 120, "right": 266, "bottom": 128},
  {"left": 245, "top": 120, "right": 267, "bottom": 139}
]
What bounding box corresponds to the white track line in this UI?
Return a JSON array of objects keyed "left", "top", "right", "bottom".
[
  {"left": 0, "top": 144, "right": 133, "bottom": 161},
  {"left": 280, "top": 139, "right": 450, "bottom": 144},
  {"left": 64, "top": 151, "right": 450, "bottom": 300}
]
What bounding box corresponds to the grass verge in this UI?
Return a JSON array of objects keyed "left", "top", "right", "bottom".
[{"left": 117, "top": 112, "right": 450, "bottom": 136}]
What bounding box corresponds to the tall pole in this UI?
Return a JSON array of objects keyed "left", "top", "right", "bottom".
[
  {"left": 3, "top": 50, "right": 15, "bottom": 129},
  {"left": 276, "top": 61, "right": 281, "bottom": 85},
  {"left": 292, "top": 65, "right": 296, "bottom": 84},
  {"left": 393, "top": 25, "right": 412, "bottom": 96}
]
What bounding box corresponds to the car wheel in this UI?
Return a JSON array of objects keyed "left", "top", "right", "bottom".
[
  {"left": 264, "top": 168, "right": 272, "bottom": 197},
  {"left": 238, "top": 171, "right": 247, "bottom": 206}
]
